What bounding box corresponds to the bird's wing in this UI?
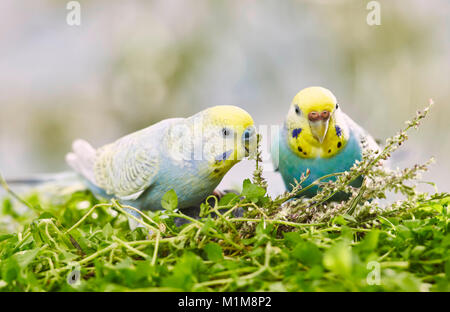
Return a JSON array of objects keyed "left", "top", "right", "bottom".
[
  {"left": 270, "top": 126, "right": 281, "bottom": 171},
  {"left": 93, "top": 136, "right": 160, "bottom": 201},
  {"left": 343, "top": 113, "right": 380, "bottom": 153},
  {"left": 68, "top": 118, "right": 181, "bottom": 201}
]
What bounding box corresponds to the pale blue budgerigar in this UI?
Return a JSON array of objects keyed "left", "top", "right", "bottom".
[
  {"left": 271, "top": 86, "right": 379, "bottom": 200},
  {"left": 65, "top": 106, "right": 256, "bottom": 223}
]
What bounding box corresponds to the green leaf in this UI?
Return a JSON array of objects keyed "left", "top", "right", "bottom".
[
  {"left": 161, "top": 252, "right": 205, "bottom": 291},
  {"left": 323, "top": 242, "right": 352, "bottom": 276},
  {"left": 2, "top": 198, "right": 19, "bottom": 218},
  {"left": 241, "top": 179, "right": 266, "bottom": 203},
  {"left": 102, "top": 223, "right": 113, "bottom": 238},
  {"left": 200, "top": 218, "right": 215, "bottom": 234},
  {"left": 13, "top": 248, "right": 40, "bottom": 269},
  {"left": 332, "top": 215, "right": 347, "bottom": 226},
  {"left": 161, "top": 189, "right": 178, "bottom": 211},
  {"left": 204, "top": 242, "right": 224, "bottom": 262},
  {"left": 283, "top": 232, "right": 303, "bottom": 248},
  {"left": 411, "top": 245, "right": 426, "bottom": 258},
  {"left": 59, "top": 251, "right": 79, "bottom": 263},
  {"left": 358, "top": 230, "right": 380, "bottom": 252},
  {"left": 291, "top": 242, "right": 322, "bottom": 267},
  {"left": 38, "top": 212, "right": 56, "bottom": 220},
  {"left": 219, "top": 193, "right": 239, "bottom": 206},
  {"left": 445, "top": 260, "right": 450, "bottom": 281},
  {"left": 0, "top": 234, "right": 14, "bottom": 242},
  {"left": 342, "top": 214, "right": 357, "bottom": 223},
  {"left": 1, "top": 259, "right": 19, "bottom": 283}
]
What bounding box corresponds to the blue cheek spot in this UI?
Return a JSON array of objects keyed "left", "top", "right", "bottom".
[
  {"left": 215, "top": 150, "right": 233, "bottom": 162},
  {"left": 292, "top": 128, "right": 302, "bottom": 139},
  {"left": 335, "top": 125, "right": 342, "bottom": 137}
]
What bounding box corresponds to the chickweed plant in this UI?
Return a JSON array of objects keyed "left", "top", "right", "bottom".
[{"left": 0, "top": 100, "right": 448, "bottom": 292}]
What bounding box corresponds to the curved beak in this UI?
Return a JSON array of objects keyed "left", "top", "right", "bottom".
[{"left": 309, "top": 119, "right": 329, "bottom": 143}]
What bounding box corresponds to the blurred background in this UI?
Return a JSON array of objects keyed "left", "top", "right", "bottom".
[{"left": 0, "top": 0, "right": 449, "bottom": 197}]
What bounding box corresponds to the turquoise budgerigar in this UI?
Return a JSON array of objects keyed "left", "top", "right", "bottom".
[
  {"left": 66, "top": 106, "right": 256, "bottom": 216},
  {"left": 271, "top": 86, "right": 379, "bottom": 199}
]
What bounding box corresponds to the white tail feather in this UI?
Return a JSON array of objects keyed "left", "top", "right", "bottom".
[{"left": 66, "top": 139, "right": 97, "bottom": 185}]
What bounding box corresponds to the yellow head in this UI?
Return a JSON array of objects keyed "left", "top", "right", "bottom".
[
  {"left": 205, "top": 106, "right": 255, "bottom": 131},
  {"left": 285, "top": 86, "right": 349, "bottom": 158},
  {"left": 200, "top": 105, "right": 256, "bottom": 175}
]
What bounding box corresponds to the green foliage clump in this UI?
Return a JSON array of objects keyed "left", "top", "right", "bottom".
[{"left": 0, "top": 101, "right": 449, "bottom": 292}]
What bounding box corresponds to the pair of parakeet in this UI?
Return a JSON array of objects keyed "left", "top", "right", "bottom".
[{"left": 66, "top": 87, "right": 378, "bottom": 218}]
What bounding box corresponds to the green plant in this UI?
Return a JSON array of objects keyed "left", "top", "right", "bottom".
[{"left": 0, "top": 100, "right": 448, "bottom": 292}]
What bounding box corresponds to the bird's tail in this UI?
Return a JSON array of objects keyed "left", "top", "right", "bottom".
[
  {"left": 0, "top": 171, "right": 86, "bottom": 202},
  {"left": 3, "top": 171, "right": 80, "bottom": 186}
]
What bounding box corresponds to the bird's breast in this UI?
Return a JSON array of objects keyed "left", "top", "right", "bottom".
[{"left": 278, "top": 128, "right": 363, "bottom": 192}]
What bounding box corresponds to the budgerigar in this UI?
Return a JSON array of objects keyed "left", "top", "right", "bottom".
[
  {"left": 271, "top": 86, "right": 379, "bottom": 200},
  {"left": 66, "top": 106, "right": 256, "bottom": 218}
]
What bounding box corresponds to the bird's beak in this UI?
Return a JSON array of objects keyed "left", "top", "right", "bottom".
[{"left": 309, "top": 119, "right": 330, "bottom": 143}]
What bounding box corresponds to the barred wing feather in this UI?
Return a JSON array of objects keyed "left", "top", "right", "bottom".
[{"left": 94, "top": 136, "right": 159, "bottom": 201}]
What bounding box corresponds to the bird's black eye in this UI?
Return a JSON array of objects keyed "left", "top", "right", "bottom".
[
  {"left": 222, "top": 128, "right": 231, "bottom": 137},
  {"left": 335, "top": 103, "right": 339, "bottom": 110},
  {"left": 295, "top": 105, "right": 301, "bottom": 115}
]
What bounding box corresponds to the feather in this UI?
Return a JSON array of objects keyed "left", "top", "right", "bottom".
[{"left": 66, "top": 139, "right": 97, "bottom": 185}]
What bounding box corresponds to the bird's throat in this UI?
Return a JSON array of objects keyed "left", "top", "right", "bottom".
[{"left": 287, "top": 125, "right": 347, "bottom": 159}]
